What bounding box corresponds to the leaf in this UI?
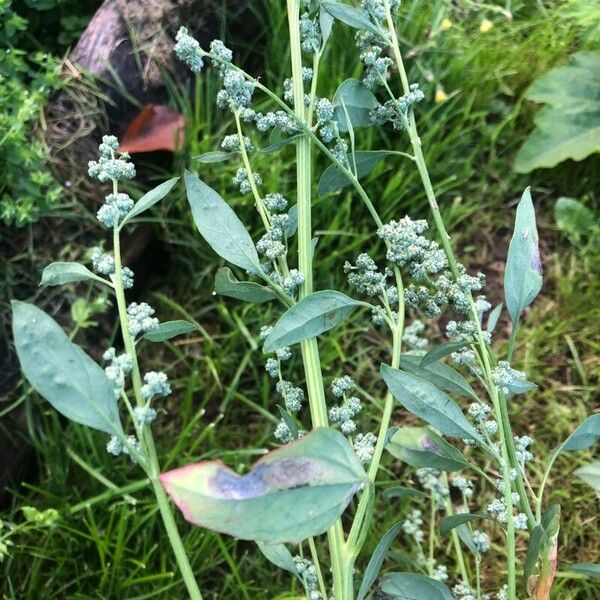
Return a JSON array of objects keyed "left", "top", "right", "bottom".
[
  {"left": 119, "top": 104, "right": 184, "bottom": 153},
  {"left": 259, "top": 133, "right": 302, "bottom": 153},
  {"left": 318, "top": 151, "right": 391, "bottom": 195},
  {"left": 196, "top": 151, "right": 234, "bottom": 163},
  {"left": 357, "top": 520, "right": 404, "bottom": 600},
  {"left": 554, "top": 197, "right": 598, "bottom": 243},
  {"left": 322, "top": 1, "right": 383, "bottom": 37},
  {"left": 487, "top": 303, "right": 503, "bottom": 333},
  {"left": 184, "top": 170, "right": 260, "bottom": 272},
  {"left": 160, "top": 428, "right": 366, "bottom": 544},
  {"left": 332, "top": 79, "right": 380, "bottom": 132},
  {"left": 119, "top": 177, "right": 179, "bottom": 228},
  {"left": 523, "top": 504, "right": 560, "bottom": 586},
  {"left": 286, "top": 204, "right": 298, "bottom": 237},
  {"left": 575, "top": 461, "right": 600, "bottom": 492},
  {"left": 569, "top": 563, "right": 600, "bottom": 579},
  {"left": 11, "top": 301, "right": 123, "bottom": 436},
  {"left": 382, "top": 486, "right": 427, "bottom": 500},
  {"left": 214, "top": 267, "right": 276, "bottom": 304},
  {"left": 380, "top": 573, "right": 454, "bottom": 600},
  {"left": 257, "top": 542, "right": 298, "bottom": 575},
  {"left": 381, "top": 365, "right": 482, "bottom": 444},
  {"left": 40, "top": 262, "right": 108, "bottom": 287},
  {"left": 319, "top": 6, "right": 334, "bottom": 47},
  {"left": 515, "top": 52, "right": 600, "bottom": 172},
  {"left": 399, "top": 354, "right": 478, "bottom": 400},
  {"left": 387, "top": 427, "right": 471, "bottom": 472},
  {"left": 263, "top": 290, "right": 366, "bottom": 352},
  {"left": 560, "top": 414, "right": 600, "bottom": 452},
  {"left": 419, "top": 341, "right": 470, "bottom": 367},
  {"left": 143, "top": 320, "right": 197, "bottom": 342},
  {"left": 277, "top": 405, "right": 300, "bottom": 441},
  {"left": 439, "top": 513, "right": 494, "bottom": 537},
  {"left": 504, "top": 187, "right": 543, "bottom": 324}
]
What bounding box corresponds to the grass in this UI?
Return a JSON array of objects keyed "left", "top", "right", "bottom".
[{"left": 2, "top": 0, "right": 599, "bottom": 598}]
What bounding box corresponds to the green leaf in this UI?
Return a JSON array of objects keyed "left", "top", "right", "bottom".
[
  {"left": 381, "top": 365, "right": 483, "bottom": 444},
  {"left": 380, "top": 573, "right": 453, "bottom": 599},
  {"left": 319, "top": 6, "right": 334, "bottom": 47},
  {"left": 357, "top": 520, "right": 404, "bottom": 600},
  {"left": 515, "top": 52, "right": 600, "bottom": 172},
  {"left": 575, "top": 461, "right": 600, "bottom": 492},
  {"left": 554, "top": 197, "right": 598, "bottom": 243},
  {"left": 214, "top": 267, "right": 276, "bottom": 304},
  {"left": 195, "top": 151, "right": 234, "bottom": 163},
  {"left": 257, "top": 542, "right": 298, "bottom": 575},
  {"left": 119, "top": 177, "right": 179, "bottom": 228},
  {"left": 487, "top": 303, "right": 503, "bottom": 333},
  {"left": 259, "top": 133, "right": 302, "bottom": 153},
  {"left": 184, "top": 170, "right": 260, "bottom": 272},
  {"left": 382, "top": 486, "right": 427, "bottom": 500},
  {"left": 143, "top": 320, "right": 197, "bottom": 342},
  {"left": 11, "top": 301, "right": 123, "bottom": 436},
  {"left": 40, "top": 262, "right": 108, "bottom": 287},
  {"left": 569, "top": 563, "right": 600, "bottom": 579},
  {"left": 263, "top": 290, "right": 366, "bottom": 352},
  {"left": 419, "top": 341, "right": 470, "bottom": 367},
  {"left": 318, "top": 151, "right": 390, "bottom": 195},
  {"left": 504, "top": 187, "right": 543, "bottom": 324},
  {"left": 523, "top": 504, "right": 560, "bottom": 586},
  {"left": 560, "top": 414, "right": 600, "bottom": 452},
  {"left": 387, "top": 427, "right": 471, "bottom": 472},
  {"left": 439, "top": 513, "right": 494, "bottom": 537},
  {"left": 332, "top": 78, "right": 380, "bottom": 132},
  {"left": 321, "top": 1, "right": 383, "bottom": 37},
  {"left": 160, "top": 428, "right": 366, "bottom": 544},
  {"left": 399, "top": 354, "right": 478, "bottom": 400}
]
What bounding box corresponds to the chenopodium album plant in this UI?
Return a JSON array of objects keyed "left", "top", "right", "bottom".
[{"left": 11, "top": 1, "right": 600, "bottom": 599}]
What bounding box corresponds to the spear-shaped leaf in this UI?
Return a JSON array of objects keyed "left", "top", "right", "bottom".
[
  {"left": 11, "top": 301, "right": 123, "bottom": 436},
  {"left": 263, "top": 290, "right": 366, "bottom": 352},
  {"left": 504, "top": 188, "right": 543, "bottom": 324},
  {"left": 184, "top": 170, "right": 261, "bottom": 272},
  {"left": 160, "top": 428, "right": 366, "bottom": 544}
]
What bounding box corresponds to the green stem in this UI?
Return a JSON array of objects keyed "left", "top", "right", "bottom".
[
  {"left": 113, "top": 228, "right": 203, "bottom": 600},
  {"left": 442, "top": 476, "right": 470, "bottom": 586},
  {"left": 286, "top": 3, "right": 346, "bottom": 598},
  {"left": 309, "top": 537, "right": 329, "bottom": 600}
]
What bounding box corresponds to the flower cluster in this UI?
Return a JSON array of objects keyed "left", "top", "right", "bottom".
[
  {"left": 293, "top": 556, "right": 322, "bottom": 600},
  {"left": 103, "top": 347, "right": 132, "bottom": 399},
  {"left": 106, "top": 434, "right": 142, "bottom": 462},
  {"left": 453, "top": 581, "right": 490, "bottom": 600},
  {"left": 299, "top": 12, "right": 321, "bottom": 53},
  {"left": 468, "top": 402, "right": 499, "bottom": 440},
  {"left": 134, "top": 406, "right": 157, "bottom": 426},
  {"left": 256, "top": 214, "right": 290, "bottom": 261},
  {"left": 261, "top": 327, "right": 305, "bottom": 442},
  {"left": 354, "top": 432, "right": 377, "bottom": 463},
  {"left": 472, "top": 530, "right": 491, "bottom": 553},
  {"left": 88, "top": 135, "right": 136, "bottom": 184},
  {"left": 416, "top": 468, "right": 449, "bottom": 506},
  {"left": 402, "top": 320, "right": 429, "bottom": 350},
  {"left": 127, "top": 302, "right": 159, "bottom": 337},
  {"left": 402, "top": 508, "right": 424, "bottom": 542},
  {"left": 141, "top": 371, "right": 171, "bottom": 402},
  {"left": 221, "top": 134, "right": 254, "bottom": 155},
  {"left": 97, "top": 192, "right": 134, "bottom": 229},
  {"left": 378, "top": 217, "right": 447, "bottom": 279},
  {"left": 344, "top": 253, "right": 386, "bottom": 297},
  {"left": 232, "top": 167, "right": 262, "bottom": 195},
  {"left": 91, "top": 249, "right": 134, "bottom": 288},
  {"left": 360, "top": 0, "right": 400, "bottom": 21},
  {"left": 491, "top": 361, "right": 528, "bottom": 395},
  {"left": 328, "top": 376, "right": 362, "bottom": 434},
  {"left": 174, "top": 27, "right": 204, "bottom": 72}
]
